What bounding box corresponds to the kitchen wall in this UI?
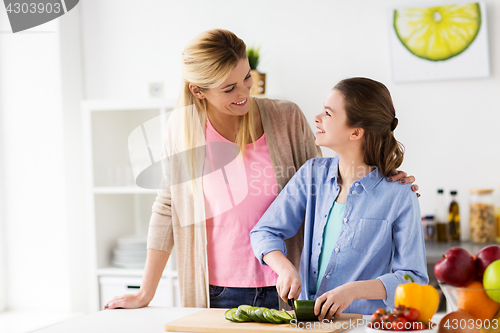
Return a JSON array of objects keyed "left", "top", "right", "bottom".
[
  {"left": 0, "top": 4, "right": 85, "bottom": 316},
  {"left": 80, "top": 0, "right": 500, "bottom": 239},
  {"left": 0, "top": 16, "right": 72, "bottom": 312}
]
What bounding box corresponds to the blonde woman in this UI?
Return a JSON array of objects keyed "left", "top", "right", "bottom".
[{"left": 105, "top": 29, "right": 417, "bottom": 310}]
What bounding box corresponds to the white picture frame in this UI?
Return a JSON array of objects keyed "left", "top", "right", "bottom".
[{"left": 389, "top": 1, "right": 490, "bottom": 83}]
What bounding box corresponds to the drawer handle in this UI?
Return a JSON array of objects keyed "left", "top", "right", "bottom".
[{"left": 127, "top": 285, "right": 140, "bottom": 289}]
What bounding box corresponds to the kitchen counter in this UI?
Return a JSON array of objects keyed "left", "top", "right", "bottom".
[
  {"left": 33, "top": 307, "right": 445, "bottom": 333},
  {"left": 30, "top": 307, "right": 373, "bottom": 333},
  {"left": 34, "top": 307, "right": 200, "bottom": 333}
]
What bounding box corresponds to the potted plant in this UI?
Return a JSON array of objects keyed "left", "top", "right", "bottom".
[{"left": 247, "top": 47, "right": 266, "bottom": 95}]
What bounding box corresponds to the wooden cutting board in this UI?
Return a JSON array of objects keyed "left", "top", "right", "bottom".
[{"left": 164, "top": 309, "right": 364, "bottom": 333}]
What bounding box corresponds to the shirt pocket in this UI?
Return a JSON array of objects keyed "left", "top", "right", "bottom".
[{"left": 350, "top": 218, "right": 389, "bottom": 254}]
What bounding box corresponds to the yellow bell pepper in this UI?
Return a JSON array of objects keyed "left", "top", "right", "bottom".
[{"left": 395, "top": 274, "right": 439, "bottom": 324}]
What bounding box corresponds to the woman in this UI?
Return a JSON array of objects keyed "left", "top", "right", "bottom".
[
  {"left": 250, "top": 77, "right": 427, "bottom": 318},
  {"left": 105, "top": 30, "right": 417, "bottom": 310}
]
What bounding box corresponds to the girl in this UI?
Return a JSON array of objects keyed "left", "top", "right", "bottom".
[{"left": 250, "top": 77, "right": 427, "bottom": 318}]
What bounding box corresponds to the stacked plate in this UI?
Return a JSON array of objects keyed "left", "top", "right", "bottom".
[{"left": 112, "top": 235, "right": 147, "bottom": 269}]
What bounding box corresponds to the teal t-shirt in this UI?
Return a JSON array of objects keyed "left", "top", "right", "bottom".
[{"left": 316, "top": 201, "right": 345, "bottom": 293}]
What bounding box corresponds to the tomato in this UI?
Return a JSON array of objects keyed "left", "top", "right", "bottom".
[
  {"left": 371, "top": 309, "right": 386, "bottom": 323},
  {"left": 393, "top": 305, "right": 407, "bottom": 316},
  {"left": 372, "top": 308, "right": 386, "bottom": 317},
  {"left": 393, "top": 317, "right": 408, "bottom": 331},
  {"left": 403, "top": 308, "right": 420, "bottom": 322},
  {"left": 382, "top": 314, "right": 396, "bottom": 322}
]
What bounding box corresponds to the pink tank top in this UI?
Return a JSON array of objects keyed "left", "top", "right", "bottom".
[{"left": 203, "top": 118, "right": 278, "bottom": 287}]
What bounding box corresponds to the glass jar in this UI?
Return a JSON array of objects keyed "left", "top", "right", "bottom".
[
  {"left": 422, "top": 215, "right": 436, "bottom": 242},
  {"left": 469, "top": 189, "right": 496, "bottom": 243}
]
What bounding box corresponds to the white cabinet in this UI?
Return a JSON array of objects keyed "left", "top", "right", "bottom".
[
  {"left": 99, "top": 276, "right": 180, "bottom": 309},
  {"left": 82, "top": 99, "right": 178, "bottom": 312}
]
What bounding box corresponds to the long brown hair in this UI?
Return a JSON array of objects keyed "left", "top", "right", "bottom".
[{"left": 334, "top": 77, "right": 404, "bottom": 177}]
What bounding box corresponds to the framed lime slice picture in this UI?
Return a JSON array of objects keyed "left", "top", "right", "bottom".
[
  {"left": 394, "top": 3, "right": 481, "bottom": 61},
  {"left": 389, "top": 1, "right": 489, "bottom": 82}
]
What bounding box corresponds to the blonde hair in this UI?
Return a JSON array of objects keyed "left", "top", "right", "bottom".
[{"left": 175, "top": 29, "right": 257, "bottom": 190}]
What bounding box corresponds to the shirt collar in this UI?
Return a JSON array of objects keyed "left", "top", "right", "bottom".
[
  {"left": 327, "top": 157, "right": 384, "bottom": 193},
  {"left": 357, "top": 168, "right": 385, "bottom": 192},
  {"left": 326, "top": 156, "right": 340, "bottom": 182}
]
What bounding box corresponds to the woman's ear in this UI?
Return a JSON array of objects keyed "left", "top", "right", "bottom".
[
  {"left": 188, "top": 83, "right": 205, "bottom": 99},
  {"left": 350, "top": 127, "right": 365, "bottom": 141}
]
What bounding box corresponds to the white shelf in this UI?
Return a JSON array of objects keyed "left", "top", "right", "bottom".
[
  {"left": 83, "top": 99, "right": 179, "bottom": 312},
  {"left": 97, "top": 267, "right": 177, "bottom": 278},
  {"left": 94, "top": 186, "right": 158, "bottom": 194}
]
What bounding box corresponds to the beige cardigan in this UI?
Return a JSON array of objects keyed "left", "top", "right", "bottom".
[{"left": 147, "top": 97, "right": 321, "bottom": 307}]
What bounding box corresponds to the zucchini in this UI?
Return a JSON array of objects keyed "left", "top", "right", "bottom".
[
  {"left": 224, "top": 308, "right": 238, "bottom": 322},
  {"left": 245, "top": 307, "right": 263, "bottom": 322},
  {"left": 263, "top": 308, "right": 281, "bottom": 324},
  {"left": 237, "top": 305, "right": 252, "bottom": 317},
  {"left": 233, "top": 308, "right": 252, "bottom": 322},
  {"left": 270, "top": 309, "right": 293, "bottom": 323},
  {"left": 293, "top": 300, "right": 318, "bottom": 321},
  {"left": 252, "top": 307, "right": 269, "bottom": 323},
  {"left": 224, "top": 305, "right": 294, "bottom": 324}
]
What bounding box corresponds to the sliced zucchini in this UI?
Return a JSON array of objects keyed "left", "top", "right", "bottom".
[
  {"left": 254, "top": 307, "right": 269, "bottom": 323},
  {"left": 270, "top": 309, "right": 293, "bottom": 323},
  {"left": 245, "top": 307, "right": 262, "bottom": 322},
  {"left": 224, "top": 308, "right": 238, "bottom": 322},
  {"left": 237, "top": 305, "right": 253, "bottom": 317},
  {"left": 233, "top": 308, "right": 252, "bottom": 322},
  {"left": 263, "top": 308, "right": 282, "bottom": 324}
]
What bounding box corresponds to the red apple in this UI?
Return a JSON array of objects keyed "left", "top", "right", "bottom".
[
  {"left": 434, "top": 247, "right": 476, "bottom": 287},
  {"left": 476, "top": 245, "right": 500, "bottom": 280}
]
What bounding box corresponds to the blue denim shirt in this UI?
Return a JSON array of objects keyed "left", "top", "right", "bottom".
[{"left": 250, "top": 157, "right": 428, "bottom": 315}]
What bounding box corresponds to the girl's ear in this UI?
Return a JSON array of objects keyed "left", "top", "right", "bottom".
[
  {"left": 350, "top": 127, "right": 365, "bottom": 141},
  {"left": 188, "top": 83, "right": 205, "bottom": 99}
]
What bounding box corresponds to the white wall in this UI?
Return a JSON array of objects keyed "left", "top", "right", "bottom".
[
  {"left": 80, "top": 0, "right": 500, "bottom": 241},
  {"left": 58, "top": 5, "right": 87, "bottom": 314},
  {"left": 0, "top": 6, "right": 84, "bottom": 313}
]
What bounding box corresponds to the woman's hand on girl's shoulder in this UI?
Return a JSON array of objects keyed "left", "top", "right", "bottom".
[{"left": 388, "top": 170, "right": 420, "bottom": 197}]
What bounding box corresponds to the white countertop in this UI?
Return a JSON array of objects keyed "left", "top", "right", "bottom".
[
  {"left": 33, "top": 307, "right": 200, "bottom": 333},
  {"left": 33, "top": 307, "right": 373, "bottom": 333},
  {"left": 33, "top": 307, "right": 444, "bottom": 333}
]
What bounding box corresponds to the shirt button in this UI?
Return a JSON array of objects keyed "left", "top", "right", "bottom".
[
  {"left": 343, "top": 218, "right": 347, "bottom": 222},
  {"left": 326, "top": 275, "right": 330, "bottom": 279},
  {"left": 324, "top": 215, "right": 327, "bottom": 218},
  {"left": 335, "top": 248, "right": 340, "bottom": 252},
  {"left": 318, "top": 243, "right": 321, "bottom": 246},
  {"left": 313, "top": 271, "right": 316, "bottom": 275},
  {"left": 352, "top": 191, "right": 356, "bottom": 194}
]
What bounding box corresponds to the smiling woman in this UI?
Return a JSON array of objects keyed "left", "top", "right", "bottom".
[{"left": 104, "top": 28, "right": 322, "bottom": 311}]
